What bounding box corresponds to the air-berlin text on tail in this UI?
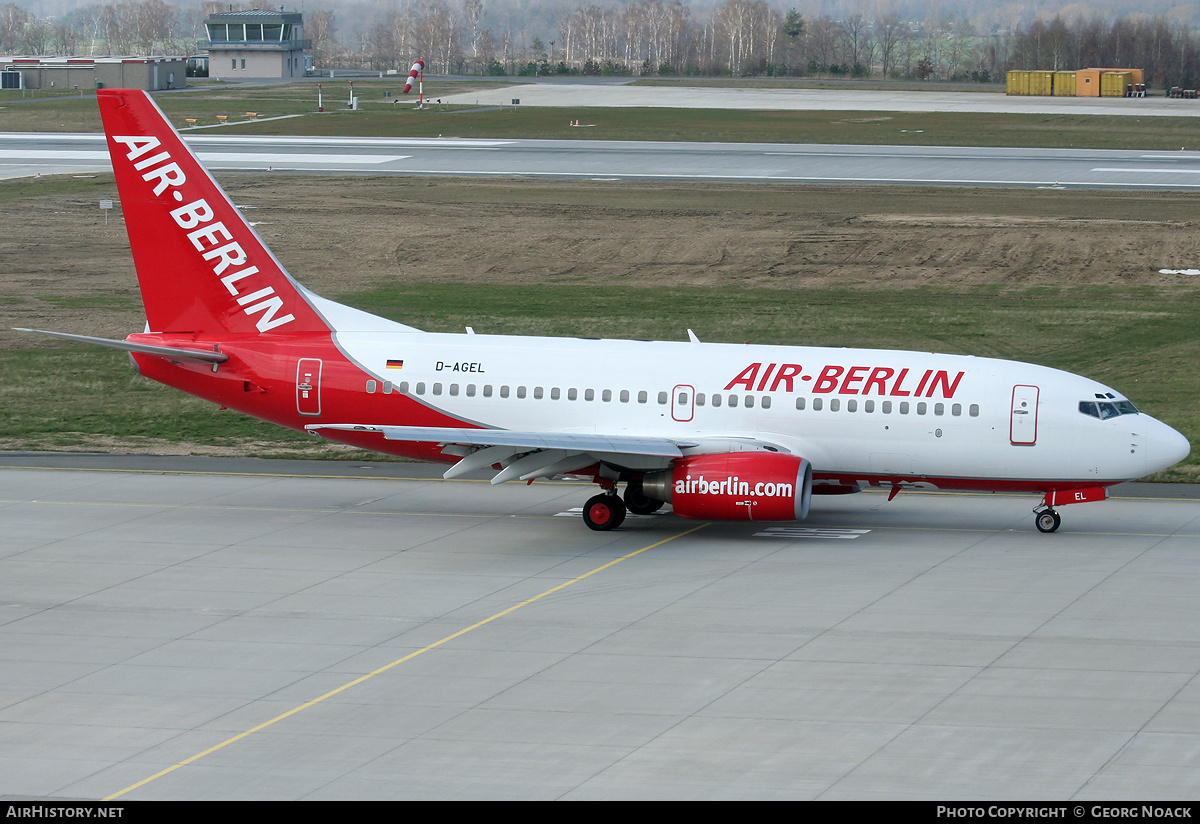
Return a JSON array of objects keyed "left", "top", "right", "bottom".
[
  {"left": 724, "top": 362, "right": 965, "bottom": 398},
  {"left": 110, "top": 134, "right": 295, "bottom": 333}
]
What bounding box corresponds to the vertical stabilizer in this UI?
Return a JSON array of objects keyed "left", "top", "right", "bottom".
[{"left": 98, "top": 89, "right": 330, "bottom": 335}]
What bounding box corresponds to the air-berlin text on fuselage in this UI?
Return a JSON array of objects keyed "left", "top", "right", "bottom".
[
  {"left": 724, "top": 362, "right": 965, "bottom": 398},
  {"left": 110, "top": 134, "right": 295, "bottom": 333}
]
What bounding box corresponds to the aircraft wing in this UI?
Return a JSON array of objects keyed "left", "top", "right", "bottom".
[{"left": 307, "top": 424, "right": 690, "bottom": 484}]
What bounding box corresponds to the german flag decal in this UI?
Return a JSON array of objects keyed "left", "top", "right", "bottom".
[{"left": 386, "top": 359, "right": 404, "bottom": 369}]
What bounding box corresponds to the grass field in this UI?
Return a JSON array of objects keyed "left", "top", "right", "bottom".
[{"left": 1, "top": 79, "right": 1199, "bottom": 149}]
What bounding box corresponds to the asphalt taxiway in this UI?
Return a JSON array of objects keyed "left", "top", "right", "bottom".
[{"left": 3, "top": 454, "right": 1200, "bottom": 799}]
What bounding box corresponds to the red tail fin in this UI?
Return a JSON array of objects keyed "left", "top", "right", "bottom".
[{"left": 98, "top": 89, "right": 329, "bottom": 335}]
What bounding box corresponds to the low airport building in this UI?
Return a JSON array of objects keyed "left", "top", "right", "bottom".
[{"left": 0, "top": 55, "right": 187, "bottom": 91}]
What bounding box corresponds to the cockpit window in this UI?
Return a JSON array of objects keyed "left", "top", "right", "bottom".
[{"left": 1079, "top": 399, "right": 1138, "bottom": 419}]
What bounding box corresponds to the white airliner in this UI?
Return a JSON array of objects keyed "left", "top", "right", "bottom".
[{"left": 18, "top": 89, "right": 1191, "bottom": 533}]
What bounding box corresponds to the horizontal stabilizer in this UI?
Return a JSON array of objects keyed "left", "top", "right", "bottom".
[
  {"left": 306, "top": 424, "right": 686, "bottom": 458},
  {"left": 14, "top": 328, "right": 228, "bottom": 364}
]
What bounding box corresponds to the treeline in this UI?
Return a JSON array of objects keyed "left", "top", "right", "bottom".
[
  {"left": 0, "top": 0, "right": 1197, "bottom": 89},
  {"left": 1007, "top": 16, "right": 1200, "bottom": 90}
]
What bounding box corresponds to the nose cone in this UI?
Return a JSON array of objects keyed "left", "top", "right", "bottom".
[{"left": 1145, "top": 418, "right": 1191, "bottom": 475}]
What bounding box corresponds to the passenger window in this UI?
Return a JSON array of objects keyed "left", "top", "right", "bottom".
[
  {"left": 551, "top": 387, "right": 560, "bottom": 400},
  {"left": 483, "top": 385, "right": 493, "bottom": 397},
  {"left": 416, "top": 382, "right": 426, "bottom": 395},
  {"left": 761, "top": 396, "right": 771, "bottom": 409},
  {"left": 934, "top": 402, "right": 943, "bottom": 416},
  {"left": 366, "top": 380, "right": 377, "bottom": 393},
  {"left": 864, "top": 400, "right": 874, "bottom": 413},
  {"left": 728, "top": 394, "right": 738, "bottom": 408},
  {"left": 882, "top": 401, "right": 891, "bottom": 414},
  {"left": 568, "top": 388, "right": 578, "bottom": 400},
  {"left": 383, "top": 381, "right": 392, "bottom": 394},
  {"left": 813, "top": 398, "right": 823, "bottom": 411},
  {"left": 969, "top": 403, "right": 979, "bottom": 417},
  {"left": 795, "top": 397, "right": 806, "bottom": 410},
  {"left": 899, "top": 401, "right": 909, "bottom": 414},
  {"left": 500, "top": 385, "right": 510, "bottom": 398},
  {"left": 432, "top": 383, "right": 442, "bottom": 395},
  {"left": 638, "top": 391, "right": 648, "bottom": 404},
  {"left": 712, "top": 394, "right": 722, "bottom": 408},
  {"left": 466, "top": 384, "right": 476, "bottom": 397},
  {"left": 517, "top": 386, "right": 527, "bottom": 399},
  {"left": 678, "top": 391, "right": 689, "bottom": 405},
  {"left": 847, "top": 400, "right": 857, "bottom": 413},
  {"left": 602, "top": 389, "right": 612, "bottom": 402},
  {"left": 830, "top": 399, "right": 840, "bottom": 412},
  {"left": 744, "top": 395, "right": 754, "bottom": 408},
  {"left": 533, "top": 386, "right": 543, "bottom": 399},
  {"left": 399, "top": 381, "right": 409, "bottom": 393},
  {"left": 917, "top": 402, "right": 927, "bottom": 415},
  {"left": 620, "top": 390, "right": 630, "bottom": 403},
  {"left": 951, "top": 403, "right": 961, "bottom": 416},
  {"left": 449, "top": 384, "right": 459, "bottom": 396},
  {"left": 695, "top": 393, "right": 704, "bottom": 406},
  {"left": 586, "top": 389, "right": 595, "bottom": 401},
  {"left": 657, "top": 391, "right": 668, "bottom": 404}
]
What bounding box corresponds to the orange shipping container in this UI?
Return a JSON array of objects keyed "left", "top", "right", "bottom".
[{"left": 1076, "top": 69, "right": 1102, "bottom": 97}]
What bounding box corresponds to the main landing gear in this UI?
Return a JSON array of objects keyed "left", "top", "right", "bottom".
[
  {"left": 584, "top": 493, "right": 625, "bottom": 531},
  {"left": 1034, "top": 505, "right": 1061, "bottom": 533},
  {"left": 582, "top": 481, "right": 666, "bottom": 531}
]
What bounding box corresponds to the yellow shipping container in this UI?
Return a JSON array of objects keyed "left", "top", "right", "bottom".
[
  {"left": 1101, "top": 71, "right": 1133, "bottom": 97},
  {"left": 1006, "top": 70, "right": 1030, "bottom": 95},
  {"left": 1091, "top": 67, "right": 1144, "bottom": 86},
  {"left": 1053, "top": 71, "right": 1076, "bottom": 96},
  {"left": 1029, "top": 71, "right": 1054, "bottom": 95}
]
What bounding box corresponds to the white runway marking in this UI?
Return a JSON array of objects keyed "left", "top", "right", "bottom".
[
  {"left": 0, "top": 150, "right": 410, "bottom": 164},
  {"left": 754, "top": 526, "right": 872, "bottom": 539},
  {"left": 554, "top": 506, "right": 662, "bottom": 519},
  {"left": 1091, "top": 167, "right": 1200, "bottom": 174},
  {"left": 198, "top": 152, "right": 410, "bottom": 164}
]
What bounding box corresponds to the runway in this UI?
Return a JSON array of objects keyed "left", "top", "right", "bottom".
[
  {"left": 4, "top": 132, "right": 1200, "bottom": 189},
  {"left": 3, "top": 454, "right": 1200, "bottom": 799},
  {"left": 443, "top": 82, "right": 1200, "bottom": 118}
]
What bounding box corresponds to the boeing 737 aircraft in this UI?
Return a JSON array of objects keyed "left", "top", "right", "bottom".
[{"left": 18, "top": 90, "right": 1191, "bottom": 532}]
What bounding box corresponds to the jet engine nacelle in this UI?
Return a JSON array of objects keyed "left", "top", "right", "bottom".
[{"left": 642, "top": 452, "right": 813, "bottom": 521}]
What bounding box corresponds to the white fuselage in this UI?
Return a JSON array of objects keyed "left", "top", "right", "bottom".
[{"left": 330, "top": 326, "right": 1188, "bottom": 489}]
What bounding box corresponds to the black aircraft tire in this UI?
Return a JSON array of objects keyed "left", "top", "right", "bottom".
[{"left": 584, "top": 494, "right": 626, "bottom": 531}]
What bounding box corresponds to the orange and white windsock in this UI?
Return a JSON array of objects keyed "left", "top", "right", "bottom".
[{"left": 402, "top": 58, "right": 425, "bottom": 93}]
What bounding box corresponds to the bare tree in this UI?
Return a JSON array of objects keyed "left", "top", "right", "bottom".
[{"left": 0, "top": 3, "right": 33, "bottom": 52}]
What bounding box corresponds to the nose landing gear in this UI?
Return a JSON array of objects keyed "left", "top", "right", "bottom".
[{"left": 1034, "top": 505, "right": 1061, "bottom": 533}]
